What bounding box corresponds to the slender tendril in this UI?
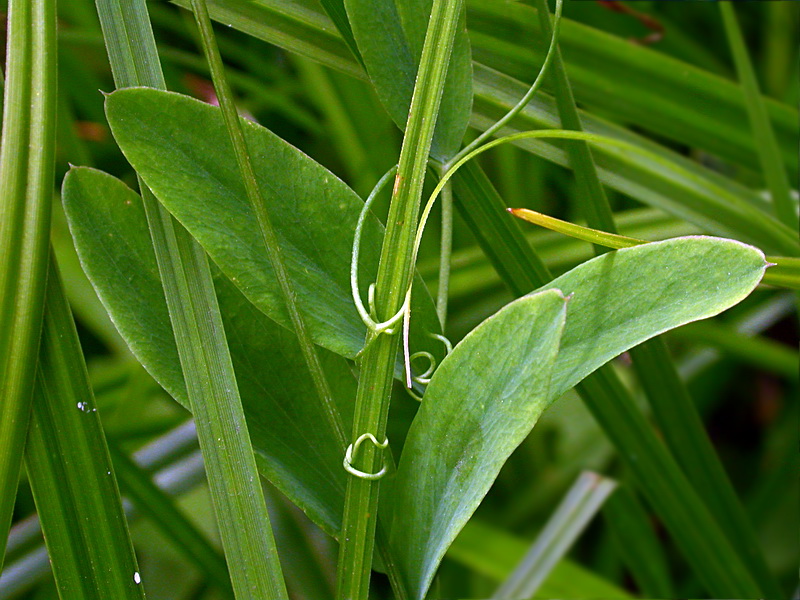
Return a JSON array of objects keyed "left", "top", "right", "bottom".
[{"left": 448, "top": 0, "right": 563, "bottom": 167}]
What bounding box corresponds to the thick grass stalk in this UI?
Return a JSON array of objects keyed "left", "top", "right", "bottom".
[
  {"left": 0, "top": 0, "right": 57, "bottom": 568},
  {"left": 95, "top": 0, "right": 287, "bottom": 596},
  {"left": 336, "top": 1, "right": 464, "bottom": 597}
]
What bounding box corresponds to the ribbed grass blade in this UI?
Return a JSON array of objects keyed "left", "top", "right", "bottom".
[
  {"left": 0, "top": 0, "right": 56, "bottom": 566},
  {"left": 25, "top": 255, "right": 145, "bottom": 599},
  {"left": 494, "top": 472, "right": 617, "bottom": 600},
  {"left": 94, "top": 0, "right": 288, "bottom": 595}
]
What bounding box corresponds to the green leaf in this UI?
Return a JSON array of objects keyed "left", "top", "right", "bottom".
[
  {"left": 61, "top": 167, "right": 356, "bottom": 537},
  {"left": 25, "top": 257, "right": 145, "bottom": 600},
  {"left": 540, "top": 236, "right": 769, "bottom": 402},
  {"left": 389, "top": 237, "right": 767, "bottom": 598},
  {"left": 102, "top": 87, "right": 443, "bottom": 368},
  {"left": 389, "top": 289, "right": 568, "bottom": 599},
  {"left": 0, "top": 0, "right": 57, "bottom": 565},
  {"left": 343, "top": 0, "right": 472, "bottom": 160}
]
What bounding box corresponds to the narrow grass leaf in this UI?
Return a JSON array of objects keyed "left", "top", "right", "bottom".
[
  {"left": 62, "top": 167, "right": 356, "bottom": 537},
  {"left": 603, "top": 485, "right": 675, "bottom": 598},
  {"left": 95, "top": 1, "right": 288, "bottom": 594},
  {"left": 390, "top": 290, "right": 567, "bottom": 599},
  {"left": 0, "top": 0, "right": 56, "bottom": 565},
  {"left": 343, "top": 0, "right": 472, "bottom": 160},
  {"left": 720, "top": 3, "right": 797, "bottom": 230},
  {"left": 25, "top": 257, "right": 145, "bottom": 600},
  {"left": 108, "top": 444, "right": 233, "bottom": 596},
  {"left": 449, "top": 520, "right": 633, "bottom": 599},
  {"left": 102, "top": 88, "right": 444, "bottom": 367},
  {"left": 494, "top": 472, "right": 617, "bottom": 600}
]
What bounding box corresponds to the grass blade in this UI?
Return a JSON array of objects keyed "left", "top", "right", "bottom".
[
  {"left": 0, "top": 0, "right": 56, "bottom": 566},
  {"left": 108, "top": 444, "right": 233, "bottom": 596},
  {"left": 449, "top": 520, "right": 632, "bottom": 598},
  {"left": 93, "top": 0, "right": 288, "bottom": 596},
  {"left": 25, "top": 255, "right": 145, "bottom": 599},
  {"left": 720, "top": 3, "right": 797, "bottom": 230},
  {"left": 494, "top": 472, "right": 617, "bottom": 600},
  {"left": 603, "top": 485, "right": 674, "bottom": 598}
]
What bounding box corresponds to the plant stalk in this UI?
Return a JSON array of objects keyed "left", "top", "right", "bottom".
[
  {"left": 335, "top": 1, "right": 465, "bottom": 597},
  {"left": 0, "top": 0, "right": 57, "bottom": 568}
]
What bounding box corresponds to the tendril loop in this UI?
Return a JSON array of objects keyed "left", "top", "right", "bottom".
[{"left": 343, "top": 433, "right": 390, "bottom": 481}]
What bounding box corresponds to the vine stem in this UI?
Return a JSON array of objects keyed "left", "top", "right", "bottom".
[{"left": 335, "top": 1, "right": 465, "bottom": 598}]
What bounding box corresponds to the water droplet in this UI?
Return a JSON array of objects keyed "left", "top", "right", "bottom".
[{"left": 77, "top": 402, "right": 88, "bottom": 412}]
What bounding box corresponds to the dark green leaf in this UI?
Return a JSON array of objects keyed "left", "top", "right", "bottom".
[
  {"left": 343, "top": 0, "right": 472, "bottom": 160},
  {"left": 102, "top": 87, "right": 443, "bottom": 368},
  {"left": 62, "top": 167, "right": 356, "bottom": 536}
]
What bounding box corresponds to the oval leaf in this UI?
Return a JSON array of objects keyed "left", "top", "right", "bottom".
[
  {"left": 103, "top": 87, "right": 443, "bottom": 368},
  {"left": 344, "top": 0, "right": 473, "bottom": 160},
  {"left": 62, "top": 167, "right": 355, "bottom": 536},
  {"left": 389, "top": 236, "right": 767, "bottom": 597},
  {"left": 540, "top": 236, "right": 769, "bottom": 401},
  {"left": 389, "top": 289, "right": 568, "bottom": 598}
]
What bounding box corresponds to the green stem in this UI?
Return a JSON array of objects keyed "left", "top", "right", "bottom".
[
  {"left": 0, "top": 0, "right": 57, "bottom": 568},
  {"left": 336, "top": 1, "right": 464, "bottom": 597},
  {"left": 720, "top": 3, "right": 797, "bottom": 231},
  {"left": 188, "top": 6, "right": 410, "bottom": 597}
]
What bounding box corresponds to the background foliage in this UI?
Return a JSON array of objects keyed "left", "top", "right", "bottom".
[{"left": 1, "top": 1, "right": 798, "bottom": 599}]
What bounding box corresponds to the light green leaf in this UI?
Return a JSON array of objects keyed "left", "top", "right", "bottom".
[
  {"left": 390, "top": 236, "right": 767, "bottom": 598},
  {"left": 540, "top": 236, "right": 769, "bottom": 401},
  {"left": 102, "top": 87, "right": 443, "bottom": 368},
  {"left": 389, "top": 289, "right": 568, "bottom": 599},
  {"left": 343, "top": 0, "right": 472, "bottom": 160},
  {"left": 62, "top": 167, "right": 355, "bottom": 536}
]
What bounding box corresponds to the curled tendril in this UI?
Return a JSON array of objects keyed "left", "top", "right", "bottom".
[
  {"left": 410, "top": 351, "right": 436, "bottom": 384},
  {"left": 343, "top": 433, "right": 390, "bottom": 480},
  {"left": 351, "top": 166, "right": 407, "bottom": 338},
  {"left": 409, "top": 333, "right": 453, "bottom": 385}
]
